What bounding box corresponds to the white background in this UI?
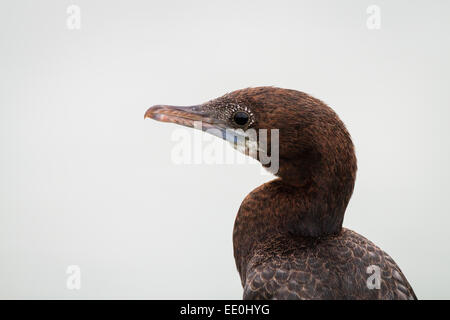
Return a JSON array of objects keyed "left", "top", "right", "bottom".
[{"left": 1, "top": 0, "right": 449, "bottom": 299}]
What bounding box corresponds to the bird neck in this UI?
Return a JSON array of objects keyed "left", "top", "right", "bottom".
[{"left": 233, "top": 154, "right": 356, "bottom": 279}]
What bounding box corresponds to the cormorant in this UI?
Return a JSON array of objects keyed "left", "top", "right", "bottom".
[{"left": 145, "top": 87, "right": 416, "bottom": 300}]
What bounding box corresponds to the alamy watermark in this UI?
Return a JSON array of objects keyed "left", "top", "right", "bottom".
[
  {"left": 66, "top": 5, "right": 81, "bottom": 30},
  {"left": 366, "top": 265, "right": 381, "bottom": 289},
  {"left": 169, "top": 121, "right": 279, "bottom": 175},
  {"left": 366, "top": 5, "right": 381, "bottom": 30},
  {"left": 66, "top": 265, "right": 81, "bottom": 290}
]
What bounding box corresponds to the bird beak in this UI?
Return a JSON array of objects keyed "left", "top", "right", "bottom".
[
  {"left": 145, "top": 104, "right": 228, "bottom": 138},
  {"left": 145, "top": 104, "right": 256, "bottom": 155}
]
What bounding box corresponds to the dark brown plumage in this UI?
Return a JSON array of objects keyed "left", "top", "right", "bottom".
[{"left": 145, "top": 86, "right": 416, "bottom": 300}]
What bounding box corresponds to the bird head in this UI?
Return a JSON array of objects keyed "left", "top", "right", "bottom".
[{"left": 145, "top": 86, "right": 356, "bottom": 190}]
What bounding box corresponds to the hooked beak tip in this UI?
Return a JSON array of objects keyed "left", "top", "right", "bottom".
[{"left": 144, "top": 105, "right": 162, "bottom": 120}]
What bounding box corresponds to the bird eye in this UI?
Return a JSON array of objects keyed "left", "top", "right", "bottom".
[{"left": 233, "top": 111, "right": 250, "bottom": 126}]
